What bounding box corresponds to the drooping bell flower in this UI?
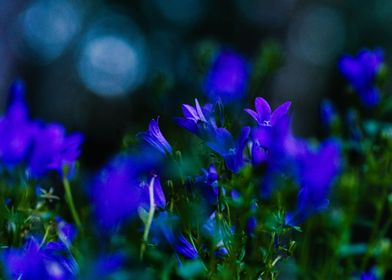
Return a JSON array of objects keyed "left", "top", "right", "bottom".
[
  {"left": 152, "top": 212, "right": 198, "bottom": 260},
  {"left": 203, "top": 50, "right": 249, "bottom": 104},
  {"left": 138, "top": 117, "right": 172, "bottom": 155},
  {"left": 0, "top": 80, "right": 36, "bottom": 165},
  {"left": 285, "top": 139, "right": 341, "bottom": 225},
  {"left": 339, "top": 49, "right": 384, "bottom": 107}
]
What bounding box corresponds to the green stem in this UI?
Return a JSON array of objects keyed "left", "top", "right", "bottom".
[
  {"left": 63, "top": 177, "right": 82, "bottom": 229},
  {"left": 140, "top": 176, "right": 156, "bottom": 260}
]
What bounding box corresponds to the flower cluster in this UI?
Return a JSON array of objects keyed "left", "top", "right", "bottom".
[
  {"left": 0, "top": 81, "right": 83, "bottom": 177},
  {"left": 0, "top": 47, "right": 389, "bottom": 279}
]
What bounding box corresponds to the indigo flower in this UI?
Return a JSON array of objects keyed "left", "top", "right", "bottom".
[
  {"left": 360, "top": 271, "right": 377, "bottom": 280},
  {"left": 0, "top": 80, "right": 36, "bottom": 165},
  {"left": 3, "top": 238, "right": 77, "bottom": 280},
  {"left": 92, "top": 153, "right": 165, "bottom": 228},
  {"left": 203, "top": 50, "right": 249, "bottom": 104},
  {"left": 176, "top": 98, "right": 215, "bottom": 137},
  {"left": 206, "top": 126, "right": 250, "bottom": 173},
  {"left": 245, "top": 97, "right": 291, "bottom": 127},
  {"left": 28, "top": 123, "right": 83, "bottom": 177},
  {"left": 140, "top": 175, "right": 167, "bottom": 209},
  {"left": 56, "top": 218, "right": 77, "bottom": 247},
  {"left": 245, "top": 97, "right": 293, "bottom": 166},
  {"left": 286, "top": 139, "right": 341, "bottom": 225},
  {"left": 195, "top": 164, "right": 219, "bottom": 205},
  {"left": 339, "top": 49, "right": 384, "bottom": 107},
  {"left": 153, "top": 212, "right": 198, "bottom": 259},
  {"left": 138, "top": 117, "right": 172, "bottom": 155},
  {"left": 177, "top": 99, "right": 250, "bottom": 172}
]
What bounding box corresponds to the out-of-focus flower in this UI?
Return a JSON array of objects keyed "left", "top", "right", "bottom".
[
  {"left": 360, "top": 271, "right": 377, "bottom": 280},
  {"left": 140, "top": 175, "right": 166, "bottom": 209},
  {"left": 92, "top": 153, "right": 164, "bottom": 228},
  {"left": 3, "top": 238, "right": 77, "bottom": 280},
  {"left": 286, "top": 139, "right": 341, "bottom": 225},
  {"left": 245, "top": 97, "right": 291, "bottom": 127},
  {"left": 320, "top": 99, "right": 337, "bottom": 127},
  {"left": 206, "top": 126, "right": 250, "bottom": 173},
  {"left": 56, "top": 217, "right": 77, "bottom": 247},
  {"left": 0, "top": 81, "right": 36, "bottom": 165},
  {"left": 203, "top": 50, "right": 249, "bottom": 104},
  {"left": 194, "top": 164, "right": 219, "bottom": 204},
  {"left": 339, "top": 49, "right": 384, "bottom": 107},
  {"left": 28, "top": 123, "right": 83, "bottom": 177},
  {"left": 153, "top": 212, "right": 198, "bottom": 260},
  {"left": 92, "top": 155, "right": 143, "bottom": 228},
  {"left": 138, "top": 117, "right": 172, "bottom": 155}
]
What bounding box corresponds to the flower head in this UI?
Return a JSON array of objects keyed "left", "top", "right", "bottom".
[
  {"left": 339, "top": 49, "right": 384, "bottom": 107},
  {"left": 28, "top": 123, "right": 83, "bottom": 177},
  {"left": 3, "top": 238, "right": 77, "bottom": 280},
  {"left": 0, "top": 80, "right": 36, "bottom": 165},
  {"left": 138, "top": 117, "right": 172, "bottom": 155},
  {"left": 203, "top": 50, "right": 249, "bottom": 104},
  {"left": 176, "top": 98, "right": 215, "bottom": 137},
  {"left": 245, "top": 97, "right": 291, "bottom": 127},
  {"left": 286, "top": 139, "right": 341, "bottom": 225}
]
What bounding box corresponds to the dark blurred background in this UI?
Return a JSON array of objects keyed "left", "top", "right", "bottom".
[{"left": 0, "top": 0, "right": 390, "bottom": 169}]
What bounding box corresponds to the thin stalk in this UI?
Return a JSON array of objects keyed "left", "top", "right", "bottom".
[
  {"left": 140, "top": 176, "right": 156, "bottom": 260},
  {"left": 63, "top": 177, "right": 82, "bottom": 229}
]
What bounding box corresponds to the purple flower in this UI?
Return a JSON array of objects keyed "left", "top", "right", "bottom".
[
  {"left": 3, "top": 239, "right": 77, "bottom": 280},
  {"left": 153, "top": 212, "right": 198, "bottom": 259},
  {"left": 360, "top": 271, "right": 377, "bottom": 280},
  {"left": 92, "top": 153, "right": 165, "bottom": 228},
  {"left": 92, "top": 156, "right": 143, "bottom": 228},
  {"left": 245, "top": 97, "right": 291, "bottom": 127},
  {"left": 286, "top": 139, "right": 341, "bottom": 225},
  {"left": 195, "top": 164, "right": 219, "bottom": 205},
  {"left": 56, "top": 218, "right": 77, "bottom": 247},
  {"left": 0, "top": 81, "right": 36, "bottom": 165},
  {"left": 177, "top": 99, "right": 250, "bottom": 172},
  {"left": 176, "top": 98, "right": 215, "bottom": 137},
  {"left": 140, "top": 175, "right": 167, "bottom": 209},
  {"left": 28, "top": 123, "right": 83, "bottom": 177},
  {"left": 203, "top": 50, "right": 249, "bottom": 104},
  {"left": 138, "top": 117, "right": 172, "bottom": 155},
  {"left": 339, "top": 49, "right": 384, "bottom": 107}
]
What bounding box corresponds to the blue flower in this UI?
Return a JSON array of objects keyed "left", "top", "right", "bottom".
[
  {"left": 138, "top": 117, "right": 172, "bottom": 155},
  {"left": 153, "top": 212, "right": 198, "bottom": 260},
  {"left": 176, "top": 98, "right": 215, "bottom": 137},
  {"left": 203, "top": 50, "right": 249, "bottom": 104},
  {"left": 92, "top": 153, "right": 165, "bottom": 228},
  {"left": 339, "top": 49, "right": 384, "bottom": 107},
  {"left": 177, "top": 99, "right": 250, "bottom": 172},
  {"left": 245, "top": 97, "right": 291, "bottom": 127},
  {"left": 28, "top": 123, "right": 83, "bottom": 177},
  {"left": 360, "top": 271, "right": 377, "bottom": 280},
  {"left": 0, "top": 80, "right": 36, "bottom": 166},
  {"left": 286, "top": 139, "right": 341, "bottom": 225},
  {"left": 206, "top": 126, "right": 250, "bottom": 173},
  {"left": 3, "top": 238, "right": 77, "bottom": 280},
  {"left": 195, "top": 164, "right": 219, "bottom": 205}
]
